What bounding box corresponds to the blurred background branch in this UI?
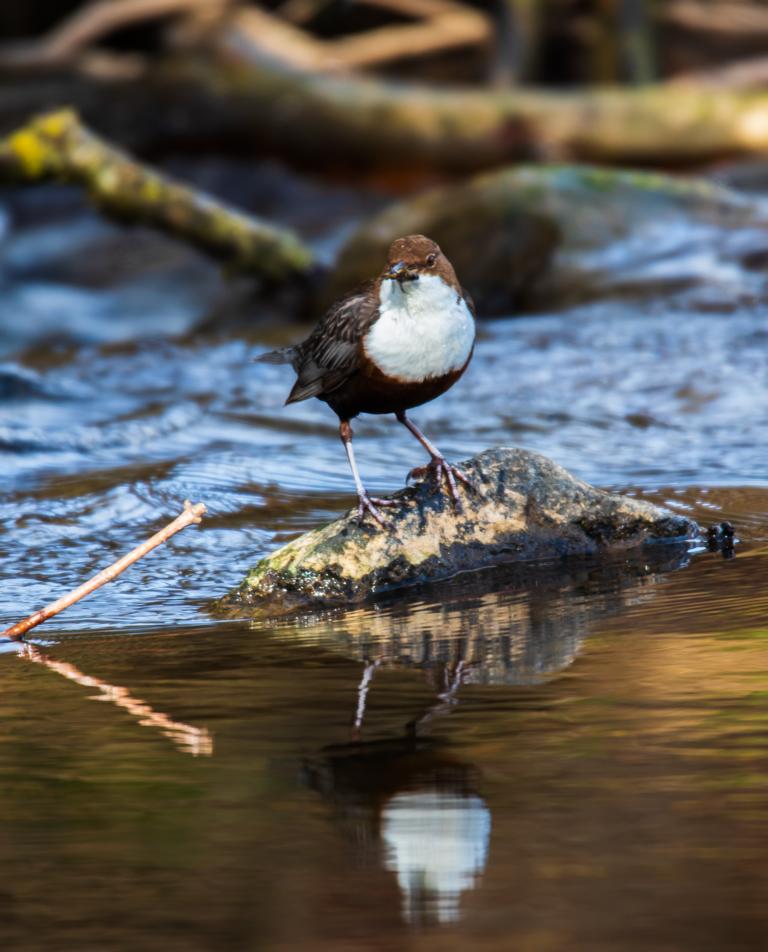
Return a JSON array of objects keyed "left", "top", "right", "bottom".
[
  {"left": 0, "top": 0, "right": 229, "bottom": 70},
  {"left": 662, "top": 0, "right": 768, "bottom": 35},
  {"left": 4, "top": 0, "right": 768, "bottom": 87},
  {"left": 1, "top": 0, "right": 768, "bottom": 171},
  {"left": 0, "top": 108, "right": 315, "bottom": 280}
]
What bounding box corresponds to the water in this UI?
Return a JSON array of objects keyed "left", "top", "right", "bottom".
[{"left": 1, "top": 171, "right": 768, "bottom": 950}]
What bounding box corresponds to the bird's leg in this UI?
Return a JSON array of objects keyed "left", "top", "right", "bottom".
[
  {"left": 396, "top": 411, "right": 473, "bottom": 508},
  {"left": 339, "top": 420, "right": 396, "bottom": 528},
  {"left": 351, "top": 657, "right": 380, "bottom": 738}
]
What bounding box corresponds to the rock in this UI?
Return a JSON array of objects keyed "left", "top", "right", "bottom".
[
  {"left": 217, "top": 448, "right": 698, "bottom": 618},
  {"left": 324, "top": 165, "right": 760, "bottom": 314},
  {"left": 322, "top": 173, "right": 559, "bottom": 316}
]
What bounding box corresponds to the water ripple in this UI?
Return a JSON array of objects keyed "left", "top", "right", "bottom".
[{"left": 0, "top": 303, "right": 766, "bottom": 632}]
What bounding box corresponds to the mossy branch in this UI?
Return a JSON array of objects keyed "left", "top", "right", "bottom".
[
  {"left": 0, "top": 108, "right": 315, "bottom": 282},
  {"left": 174, "top": 53, "right": 768, "bottom": 169}
]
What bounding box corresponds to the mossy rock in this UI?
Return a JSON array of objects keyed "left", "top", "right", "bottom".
[
  {"left": 216, "top": 448, "right": 698, "bottom": 619},
  {"left": 324, "top": 165, "right": 755, "bottom": 314}
]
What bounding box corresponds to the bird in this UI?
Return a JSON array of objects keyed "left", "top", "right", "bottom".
[{"left": 256, "top": 234, "right": 476, "bottom": 527}]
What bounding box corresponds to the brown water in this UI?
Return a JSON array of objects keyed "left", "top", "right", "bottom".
[{"left": 1, "top": 171, "right": 768, "bottom": 950}]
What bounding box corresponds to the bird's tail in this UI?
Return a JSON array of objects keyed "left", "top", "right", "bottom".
[{"left": 253, "top": 346, "right": 297, "bottom": 366}]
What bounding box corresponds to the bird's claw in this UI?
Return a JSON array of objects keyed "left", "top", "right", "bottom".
[
  {"left": 356, "top": 493, "right": 395, "bottom": 529},
  {"left": 407, "top": 457, "right": 473, "bottom": 510}
]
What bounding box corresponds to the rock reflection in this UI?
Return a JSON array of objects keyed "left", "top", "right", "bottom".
[
  {"left": 304, "top": 735, "right": 489, "bottom": 927},
  {"left": 301, "top": 547, "right": 695, "bottom": 925},
  {"left": 296, "top": 543, "right": 693, "bottom": 689}
]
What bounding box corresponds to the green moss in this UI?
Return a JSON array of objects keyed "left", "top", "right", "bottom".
[
  {"left": 8, "top": 128, "right": 51, "bottom": 177},
  {"left": 36, "top": 109, "right": 76, "bottom": 139},
  {"left": 0, "top": 108, "right": 315, "bottom": 281}
]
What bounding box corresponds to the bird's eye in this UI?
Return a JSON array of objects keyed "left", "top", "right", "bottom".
[{"left": 425, "top": 253, "right": 437, "bottom": 267}]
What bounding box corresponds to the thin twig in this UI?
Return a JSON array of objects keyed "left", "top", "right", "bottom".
[
  {"left": 220, "top": 0, "right": 491, "bottom": 73},
  {"left": 2, "top": 500, "right": 206, "bottom": 640},
  {"left": 20, "top": 644, "right": 213, "bottom": 756},
  {"left": 0, "top": 0, "right": 228, "bottom": 69}
]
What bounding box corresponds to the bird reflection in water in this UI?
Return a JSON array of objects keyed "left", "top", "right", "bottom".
[
  {"left": 306, "top": 544, "right": 695, "bottom": 926},
  {"left": 382, "top": 786, "right": 491, "bottom": 925},
  {"left": 305, "top": 732, "right": 491, "bottom": 927}
]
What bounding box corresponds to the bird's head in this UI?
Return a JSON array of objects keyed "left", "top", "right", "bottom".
[{"left": 382, "top": 235, "right": 459, "bottom": 292}]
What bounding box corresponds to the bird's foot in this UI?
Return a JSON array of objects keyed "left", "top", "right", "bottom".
[
  {"left": 356, "top": 492, "right": 396, "bottom": 529},
  {"left": 407, "top": 456, "right": 473, "bottom": 510}
]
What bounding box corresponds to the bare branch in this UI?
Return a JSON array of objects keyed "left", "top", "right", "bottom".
[
  {"left": 325, "top": 9, "right": 491, "bottom": 71},
  {"left": 663, "top": 1, "right": 768, "bottom": 36},
  {"left": 0, "top": 0, "right": 229, "bottom": 69},
  {"left": 217, "top": 0, "right": 491, "bottom": 73},
  {"left": 2, "top": 500, "right": 206, "bottom": 640}
]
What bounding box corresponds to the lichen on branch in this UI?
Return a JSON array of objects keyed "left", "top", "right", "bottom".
[{"left": 0, "top": 108, "right": 315, "bottom": 282}]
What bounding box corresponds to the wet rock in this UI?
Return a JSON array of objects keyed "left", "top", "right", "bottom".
[
  {"left": 325, "top": 165, "right": 760, "bottom": 314},
  {"left": 218, "top": 448, "right": 698, "bottom": 617},
  {"left": 322, "top": 174, "right": 559, "bottom": 316}
]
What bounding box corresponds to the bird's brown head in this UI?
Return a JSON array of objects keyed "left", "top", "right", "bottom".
[{"left": 382, "top": 235, "right": 459, "bottom": 291}]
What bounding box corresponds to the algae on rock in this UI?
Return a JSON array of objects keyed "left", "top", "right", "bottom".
[{"left": 217, "top": 448, "right": 698, "bottom": 618}]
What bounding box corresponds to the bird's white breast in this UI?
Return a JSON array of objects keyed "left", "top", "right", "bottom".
[{"left": 364, "top": 274, "right": 475, "bottom": 383}]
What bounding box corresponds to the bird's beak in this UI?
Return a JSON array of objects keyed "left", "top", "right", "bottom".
[{"left": 384, "top": 261, "right": 419, "bottom": 283}]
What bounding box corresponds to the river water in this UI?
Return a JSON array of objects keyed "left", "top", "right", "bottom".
[{"left": 0, "top": 168, "right": 767, "bottom": 950}]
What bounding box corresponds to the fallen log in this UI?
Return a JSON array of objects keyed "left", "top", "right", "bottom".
[
  {"left": 0, "top": 108, "right": 315, "bottom": 283},
  {"left": 217, "top": 448, "right": 698, "bottom": 618},
  {"left": 169, "top": 53, "right": 768, "bottom": 170},
  {"left": 6, "top": 49, "right": 768, "bottom": 171}
]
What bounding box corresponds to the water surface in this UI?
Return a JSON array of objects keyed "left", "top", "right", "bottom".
[{"left": 1, "top": 172, "right": 767, "bottom": 950}]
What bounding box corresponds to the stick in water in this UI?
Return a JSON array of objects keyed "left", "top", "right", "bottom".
[{"left": 2, "top": 500, "right": 206, "bottom": 640}]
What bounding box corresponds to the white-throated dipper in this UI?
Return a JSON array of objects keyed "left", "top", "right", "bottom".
[{"left": 256, "top": 235, "right": 475, "bottom": 527}]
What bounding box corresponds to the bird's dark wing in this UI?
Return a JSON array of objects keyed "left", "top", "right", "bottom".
[{"left": 286, "top": 282, "right": 379, "bottom": 404}]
